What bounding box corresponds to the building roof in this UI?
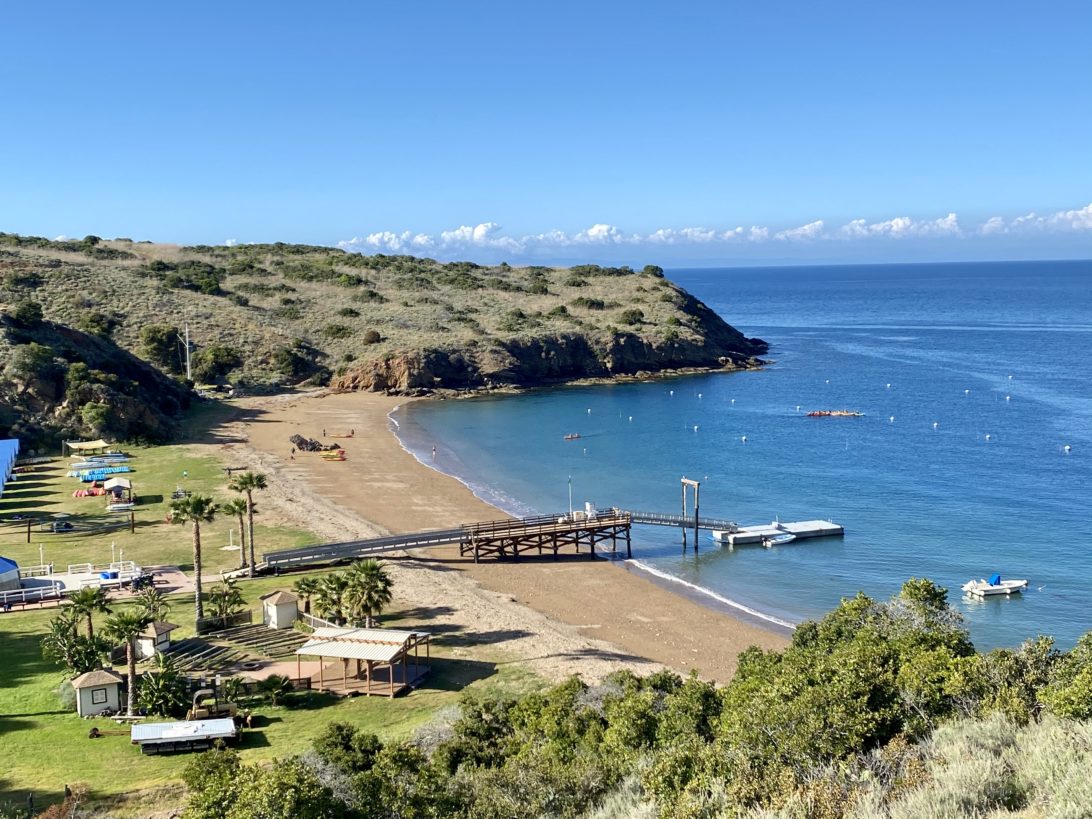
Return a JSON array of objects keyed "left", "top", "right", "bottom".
[
  {"left": 296, "top": 626, "right": 429, "bottom": 664},
  {"left": 0, "top": 556, "right": 17, "bottom": 574},
  {"left": 260, "top": 590, "right": 299, "bottom": 604},
  {"left": 141, "top": 621, "right": 179, "bottom": 638},
  {"left": 71, "top": 668, "right": 124, "bottom": 689},
  {"left": 131, "top": 718, "right": 236, "bottom": 745},
  {"left": 103, "top": 477, "right": 132, "bottom": 490}
]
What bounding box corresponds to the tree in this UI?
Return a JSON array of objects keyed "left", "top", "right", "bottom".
[
  {"left": 104, "top": 610, "right": 151, "bottom": 716},
  {"left": 345, "top": 559, "right": 393, "bottom": 628},
  {"left": 135, "top": 585, "right": 171, "bottom": 622},
  {"left": 138, "top": 652, "right": 187, "bottom": 717},
  {"left": 314, "top": 573, "right": 350, "bottom": 626},
  {"left": 139, "top": 323, "right": 183, "bottom": 374},
  {"left": 66, "top": 586, "right": 112, "bottom": 640},
  {"left": 229, "top": 472, "right": 267, "bottom": 578},
  {"left": 11, "top": 299, "right": 43, "bottom": 326},
  {"left": 208, "top": 579, "right": 246, "bottom": 621},
  {"left": 170, "top": 494, "right": 218, "bottom": 624},
  {"left": 7, "top": 342, "right": 59, "bottom": 388},
  {"left": 259, "top": 674, "right": 294, "bottom": 706},
  {"left": 41, "top": 611, "right": 108, "bottom": 677},
  {"left": 220, "top": 498, "right": 249, "bottom": 569},
  {"left": 292, "top": 576, "right": 320, "bottom": 615}
]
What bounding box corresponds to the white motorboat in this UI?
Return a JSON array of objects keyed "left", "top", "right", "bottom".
[
  {"left": 762, "top": 533, "right": 797, "bottom": 548},
  {"left": 961, "top": 574, "right": 1028, "bottom": 597}
]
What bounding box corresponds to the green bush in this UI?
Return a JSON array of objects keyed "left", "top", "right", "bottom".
[
  {"left": 322, "top": 324, "right": 352, "bottom": 340},
  {"left": 11, "top": 299, "right": 44, "bottom": 326},
  {"left": 618, "top": 308, "right": 645, "bottom": 326}
]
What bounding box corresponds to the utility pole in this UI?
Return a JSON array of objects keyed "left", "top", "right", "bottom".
[{"left": 177, "top": 324, "right": 193, "bottom": 381}]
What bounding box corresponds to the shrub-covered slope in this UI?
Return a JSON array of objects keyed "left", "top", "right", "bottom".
[{"left": 0, "top": 233, "right": 766, "bottom": 394}]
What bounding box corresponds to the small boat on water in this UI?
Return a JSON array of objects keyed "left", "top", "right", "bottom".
[
  {"left": 962, "top": 574, "right": 1028, "bottom": 597},
  {"left": 762, "top": 532, "right": 797, "bottom": 548},
  {"left": 807, "top": 410, "right": 863, "bottom": 418},
  {"left": 563, "top": 433, "right": 581, "bottom": 440}
]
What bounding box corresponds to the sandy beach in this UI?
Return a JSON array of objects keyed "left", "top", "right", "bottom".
[{"left": 208, "top": 390, "right": 787, "bottom": 683}]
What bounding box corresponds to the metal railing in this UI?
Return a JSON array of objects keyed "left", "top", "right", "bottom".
[{"left": 628, "top": 511, "right": 740, "bottom": 531}]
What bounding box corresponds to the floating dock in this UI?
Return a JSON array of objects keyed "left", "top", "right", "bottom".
[{"left": 714, "top": 519, "right": 844, "bottom": 547}]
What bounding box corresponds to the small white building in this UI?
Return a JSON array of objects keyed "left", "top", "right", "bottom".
[
  {"left": 71, "top": 668, "right": 124, "bottom": 716},
  {"left": 260, "top": 590, "right": 299, "bottom": 630},
  {"left": 137, "top": 621, "right": 179, "bottom": 660}
]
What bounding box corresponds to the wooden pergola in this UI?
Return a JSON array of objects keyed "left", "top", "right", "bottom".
[{"left": 295, "top": 627, "right": 431, "bottom": 698}]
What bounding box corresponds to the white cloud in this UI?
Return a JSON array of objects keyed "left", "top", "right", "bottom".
[
  {"left": 976, "top": 203, "right": 1092, "bottom": 236},
  {"left": 836, "top": 213, "right": 961, "bottom": 239},
  {"left": 335, "top": 203, "right": 1090, "bottom": 260},
  {"left": 774, "top": 220, "right": 825, "bottom": 242}
]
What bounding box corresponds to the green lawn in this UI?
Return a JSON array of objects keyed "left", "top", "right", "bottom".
[
  {"left": 0, "top": 425, "right": 543, "bottom": 814},
  {"left": 0, "top": 584, "right": 539, "bottom": 812},
  {"left": 0, "top": 441, "right": 316, "bottom": 573}
]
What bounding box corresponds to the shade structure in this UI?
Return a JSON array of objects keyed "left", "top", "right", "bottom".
[
  {"left": 64, "top": 439, "right": 111, "bottom": 454},
  {"left": 103, "top": 477, "right": 132, "bottom": 491},
  {"left": 295, "top": 626, "right": 431, "bottom": 697},
  {"left": 0, "top": 439, "right": 19, "bottom": 498}
]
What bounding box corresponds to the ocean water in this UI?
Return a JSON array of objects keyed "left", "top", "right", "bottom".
[{"left": 394, "top": 260, "right": 1092, "bottom": 650}]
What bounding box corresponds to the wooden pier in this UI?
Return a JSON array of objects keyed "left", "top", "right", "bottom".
[{"left": 460, "top": 510, "right": 632, "bottom": 562}]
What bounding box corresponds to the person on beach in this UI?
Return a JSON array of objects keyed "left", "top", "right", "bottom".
[
  {"left": 290, "top": 447, "right": 295, "bottom": 460},
  {"left": 322, "top": 429, "right": 326, "bottom": 437},
  {"left": 432, "top": 446, "right": 437, "bottom": 459}
]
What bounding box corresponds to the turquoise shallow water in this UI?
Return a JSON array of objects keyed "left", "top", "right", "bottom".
[{"left": 394, "top": 260, "right": 1092, "bottom": 650}]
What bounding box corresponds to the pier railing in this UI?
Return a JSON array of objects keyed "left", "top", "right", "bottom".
[{"left": 628, "top": 511, "right": 740, "bottom": 531}]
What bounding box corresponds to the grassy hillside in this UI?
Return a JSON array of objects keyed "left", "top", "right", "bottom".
[{"left": 0, "top": 233, "right": 766, "bottom": 395}]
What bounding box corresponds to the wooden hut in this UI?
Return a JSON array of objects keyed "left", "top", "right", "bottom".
[
  {"left": 260, "top": 590, "right": 299, "bottom": 630},
  {"left": 71, "top": 668, "right": 124, "bottom": 716},
  {"left": 137, "top": 621, "right": 179, "bottom": 660}
]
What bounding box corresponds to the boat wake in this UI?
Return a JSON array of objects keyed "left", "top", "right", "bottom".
[{"left": 627, "top": 559, "right": 798, "bottom": 631}]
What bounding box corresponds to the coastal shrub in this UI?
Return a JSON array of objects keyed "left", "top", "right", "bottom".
[
  {"left": 11, "top": 299, "right": 44, "bottom": 326},
  {"left": 362, "top": 329, "right": 382, "bottom": 344},
  {"left": 353, "top": 289, "right": 387, "bottom": 304},
  {"left": 565, "top": 276, "right": 588, "bottom": 287},
  {"left": 322, "top": 323, "right": 352, "bottom": 339},
  {"left": 76, "top": 310, "right": 119, "bottom": 339},
  {"left": 337, "top": 307, "right": 360, "bottom": 318},
  {"left": 192, "top": 344, "right": 242, "bottom": 382},
  {"left": 572, "top": 297, "right": 606, "bottom": 310},
  {"left": 642, "top": 265, "right": 665, "bottom": 277},
  {"left": 618, "top": 308, "right": 645, "bottom": 326}
]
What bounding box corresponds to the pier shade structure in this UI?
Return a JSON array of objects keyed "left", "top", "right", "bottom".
[{"left": 461, "top": 510, "right": 633, "bottom": 562}]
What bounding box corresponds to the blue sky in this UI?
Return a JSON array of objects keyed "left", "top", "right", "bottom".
[{"left": 2, "top": 1, "right": 1090, "bottom": 265}]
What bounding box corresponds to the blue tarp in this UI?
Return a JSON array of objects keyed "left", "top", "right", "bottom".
[{"left": 988, "top": 573, "right": 1002, "bottom": 586}]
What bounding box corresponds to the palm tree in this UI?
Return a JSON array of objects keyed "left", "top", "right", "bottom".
[
  {"left": 104, "top": 610, "right": 151, "bottom": 716},
  {"left": 219, "top": 498, "right": 249, "bottom": 570},
  {"left": 229, "top": 471, "right": 267, "bottom": 578},
  {"left": 170, "top": 494, "right": 218, "bottom": 625},
  {"left": 345, "top": 559, "right": 393, "bottom": 628},
  {"left": 207, "top": 579, "right": 246, "bottom": 621},
  {"left": 134, "top": 586, "right": 170, "bottom": 622},
  {"left": 66, "top": 587, "right": 112, "bottom": 640},
  {"left": 314, "top": 573, "right": 350, "bottom": 626},
  {"left": 292, "top": 576, "right": 320, "bottom": 616}
]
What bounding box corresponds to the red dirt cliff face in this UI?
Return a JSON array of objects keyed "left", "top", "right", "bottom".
[{"left": 330, "top": 329, "right": 767, "bottom": 394}]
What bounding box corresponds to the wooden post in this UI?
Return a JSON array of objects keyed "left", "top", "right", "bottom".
[
  {"left": 130, "top": 512, "right": 135, "bottom": 533},
  {"left": 27, "top": 519, "right": 31, "bottom": 543},
  {"left": 626, "top": 525, "right": 632, "bottom": 559},
  {"left": 389, "top": 663, "right": 395, "bottom": 698},
  {"left": 296, "top": 655, "right": 301, "bottom": 680},
  {"left": 319, "top": 660, "right": 324, "bottom": 691}
]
